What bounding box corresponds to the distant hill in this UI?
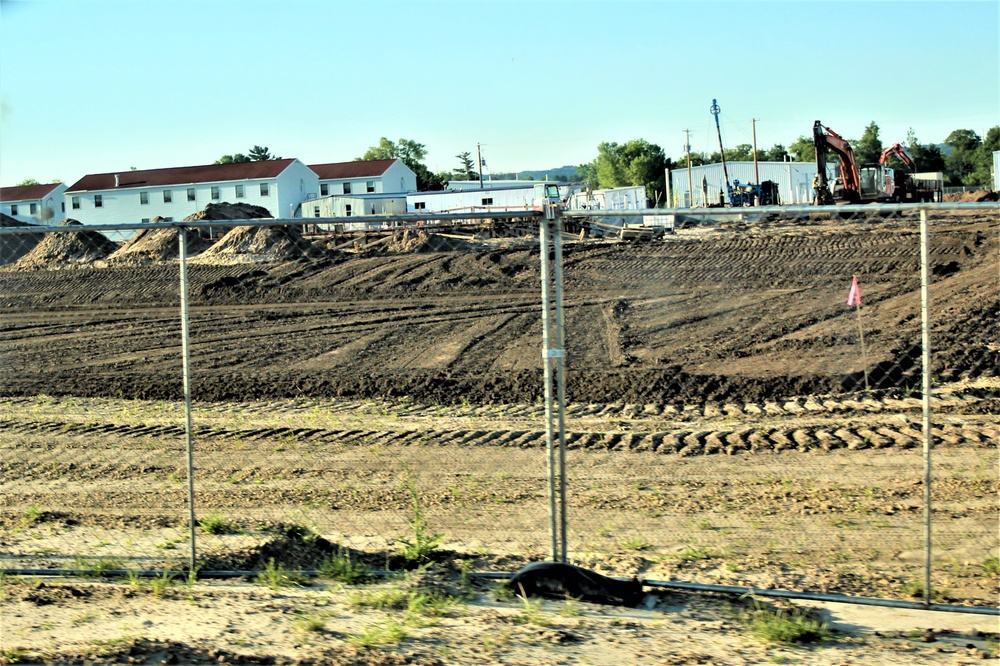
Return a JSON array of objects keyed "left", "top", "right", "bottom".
[{"left": 490, "top": 165, "right": 580, "bottom": 182}]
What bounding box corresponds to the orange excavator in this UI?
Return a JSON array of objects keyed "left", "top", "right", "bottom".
[{"left": 813, "top": 123, "right": 942, "bottom": 205}]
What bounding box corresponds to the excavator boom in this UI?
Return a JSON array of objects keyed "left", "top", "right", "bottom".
[{"left": 879, "top": 143, "right": 917, "bottom": 170}]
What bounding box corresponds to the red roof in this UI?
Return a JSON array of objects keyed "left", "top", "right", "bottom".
[
  {"left": 309, "top": 159, "right": 397, "bottom": 180},
  {"left": 0, "top": 183, "right": 63, "bottom": 202},
  {"left": 66, "top": 159, "right": 298, "bottom": 193}
]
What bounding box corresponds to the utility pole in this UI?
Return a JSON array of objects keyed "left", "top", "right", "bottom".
[
  {"left": 684, "top": 129, "right": 693, "bottom": 208},
  {"left": 710, "top": 99, "right": 729, "bottom": 205},
  {"left": 752, "top": 118, "right": 760, "bottom": 186},
  {"left": 476, "top": 143, "right": 484, "bottom": 188}
]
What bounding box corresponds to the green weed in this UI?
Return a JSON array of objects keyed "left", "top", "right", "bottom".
[
  {"left": 396, "top": 463, "right": 443, "bottom": 565},
  {"left": 982, "top": 556, "right": 999, "bottom": 577},
  {"left": 257, "top": 558, "right": 304, "bottom": 590},
  {"left": 620, "top": 536, "right": 651, "bottom": 551},
  {"left": 675, "top": 544, "right": 720, "bottom": 562},
  {"left": 739, "top": 598, "right": 831, "bottom": 645},
  {"left": 318, "top": 550, "right": 369, "bottom": 585},
  {"left": 21, "top": 504, "right": 43, "bottom": 527},
  {"left": 198, "top": 513, "right": 241, "bottom": 535},
  {"left": 346, "top": 619, "right": 408, "bottom": 649},
  {"left": 72, "top": 556, "right": 124, "bottom": 578},
  {"left": 149, "top": 571, "right": 175, "bottom": 598},
  {"left": 294, "top": 613, "right": 326, "bottom": 633}
]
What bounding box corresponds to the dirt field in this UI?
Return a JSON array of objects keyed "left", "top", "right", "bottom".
[{"left": 1, "top": 209, "right": 997, "bottom": 664}]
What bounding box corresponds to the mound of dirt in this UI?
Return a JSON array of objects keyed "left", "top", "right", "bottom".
[
  {"left": 182, "top": 202, "right": 272, "bottom": 222},
  {"left": 387, "top": 229, "right": 478, "bottom": 253},
  {"left": 107, "top": 218, "right": 213, "bottom": 263},
  {"left": 943, "top": 190, "right": 998, "bottom": 203},
  {"left": 12, "top": 219, "right": 119, "bottom": 269},
  {"left": 0, "top": 213, "right": 45, "bottom": 265},
  {"left": 193, "top": 224, "right": 326, "bottom": 264}
]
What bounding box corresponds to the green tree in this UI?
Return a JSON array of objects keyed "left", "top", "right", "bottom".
[
  {"left": 214, "top": 154, "right": 250, "bottom": 164},
  {"left": 903, "top": 129, "right": 945, "bottom": 173},
  {"left": 788, "top": 135, "right": 816, "bottom": 163},
  {"left": 761, "top": 144, "right": 789, "bottom": 162},
  {"left": 248, "top": 145, "right": 279, "bottom": 161},
  {"left": 854, "top": 121, "right": 883, "bottom": 164},
  {"left": 359, "top": 137, "right": 445, "bottom": 191},
  {"left": 453, "top": 152, "right": 478, "bottom": 181},
  {"left": 15, "top": 178, "right": 40, "bottom": 186},
  {"left": 725, "top": 144, "right": 755, "bottom": 161},
  {"left": 944, "top": 129, "right": 982, "bottom": 185},
  {"left": 585, "top": 139, "right": 669, "bottom": 204},
  {"left": 673, "top": 152, "right": 708, "bottom": 169},
  {"left": 970, "top": 126, "right": 1000, "bottom": 187}
]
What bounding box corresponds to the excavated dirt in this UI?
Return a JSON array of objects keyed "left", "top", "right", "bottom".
[
  {"left": 386, "top": 229, "right": 479, "bottom": 253},
  {"left": 107, "top": 224, "right": 211, "bottom": 263},
  {"left": 0, "top": 213, "right": 45, "bottom": 265},
  {"left": 10, "top": 219, "right": 119, "bottom": 269},
  {"left": 193, "top": 225, "right": 327, "bottom": 264}
]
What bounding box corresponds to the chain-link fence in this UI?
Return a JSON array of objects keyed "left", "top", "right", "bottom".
[{"left": 0, "top": 203, "right": 996, "bottom": 609}]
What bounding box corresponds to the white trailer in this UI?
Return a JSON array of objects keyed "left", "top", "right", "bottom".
[{"left": 406, "top": 183, "right": 561, "bottom": 214}]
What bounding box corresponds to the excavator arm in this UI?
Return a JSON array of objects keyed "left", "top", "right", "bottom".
[
  {"left": 814, "top": 122, "right": 861, "bottom": 203},
  {"left": 878, "top": 143, "right": 917, "bottom": 170}
]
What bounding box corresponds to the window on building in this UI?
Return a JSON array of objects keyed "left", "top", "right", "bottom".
[
  {"left": 320, "top": 184, "right": 329, "bottom": 196},
  {"left": 95, "top": 195, "right": 103, "bottom": 208},
  {"left": 30, "top": 203, "right": 37, "bottom": 214},
  {"left": 141, "top": 218, "right": 150, "bottom": 224},
  {"left": 211, "top": 186, "right": 220, "bottom": 200},
  {"left": 343, "top": 183, "right": 351, "bottom": 195},
  {"left": 61, "top": 202, "right": 65, "bottom": 212},
  {"left": 163, "top": 217, "right": 173, "bottom": 222},
  {"left": 314, "top": 206, "right": 320, "bottom": 218},
  {"left": 187, "top": 188, "right": 196, "bottom": 202},
  {"left": 481, "top": 198, "right": 493, "bottom": 205},
  {"left": 72, "top": 196, "right": 80, "bottom": 210},
  {"left": 235, "top": 185, "right": 245, "bottom": 198},
  {"left": 260, "top": 183, "right": 270, "bottom": 196},
  {"left": 163, "top": 190, "right": 172, "bottom": 203},
  {"left": 10, "top": 205, "right": 17, "bottom": 215},
  {"left": 366, "top": 180, "right": 375, "bottom": 193},
  {"left": 140, "top": 192, "right": 149, "bottom": 205},
  {"left": 345, "top": 204, "right": 352, "bottom": 217},
  {"left": 414, "top": 202, "right": 426, "bottom": 210}
]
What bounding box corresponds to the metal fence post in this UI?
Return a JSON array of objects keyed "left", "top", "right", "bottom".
[
  {"left": 552, "top": 215, "right": 567, "bottom": 563},
  {"left": 539, "top": 217, "right": 558, "bottom": 561},
  {"left": 178, "top": 227, "right": 197, "bottom": 572},
  {"left": 920, "top": 207, "right": 932, "bottom": 607}
]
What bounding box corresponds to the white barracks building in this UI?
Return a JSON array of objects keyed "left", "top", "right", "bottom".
[{"left": 63, "top": 159, "right": 319, "bottom": 225}]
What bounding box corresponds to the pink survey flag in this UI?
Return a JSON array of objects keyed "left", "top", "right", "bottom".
[{"left": 847, "top": 276, "right": 861, "bottom": 307}]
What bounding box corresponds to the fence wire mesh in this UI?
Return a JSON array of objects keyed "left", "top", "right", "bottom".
[{"left": 0, "top": 204, "right": 996, "bottom": 609}]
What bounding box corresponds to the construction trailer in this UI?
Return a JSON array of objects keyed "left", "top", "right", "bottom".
[
  {"left": 566, "top": 185, "right": 648, "bottom": 211},
  {"left": 298, "top": 193, "right": 407, "bottom": 231},
  {"left": 405, "top": 183, "right": 563, "bottom": 214},
  {"left": 669, "top": 161, "right": 837, "bottom": 207}
]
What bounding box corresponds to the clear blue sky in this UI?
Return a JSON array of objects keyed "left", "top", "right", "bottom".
[{"left": 1, "top": 0, "right": 997, "bottom": 186}]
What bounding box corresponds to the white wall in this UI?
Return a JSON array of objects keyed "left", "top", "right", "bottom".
[
  {"left": 407, "top": 186, "right": 539, "bottom": 213},
  {"left": 316, "top": 160, "right": 416, "bottom": 198},
  {"left": 382, "top": 160, "right": 417, "bottom": 193},
  {"left": 2, "top": 184, "right": 68, "bottom": 222},
  {"left": 64, "top": 161, "right": 318, "bottom": 225},
  {"left": 276, "top": 160, "right": 319, "bottom": 218},
  {"left": 669, "top": 161, "right": 837, "bottom": 206},
  {"left": 302, "top": 195, "right": 407, "bottom": 218}
]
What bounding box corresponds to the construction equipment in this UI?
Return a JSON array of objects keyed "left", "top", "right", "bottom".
[
  {"left": 879, "top": 143, "right": 942, "bottom": 203},
  {"left": 814, "top": 122, "right": 941, "bottom": 205},
  {"left": 709, "top": 99, "right": 780, "bottom": 207},
  {"left": 730, "top": 180, "right": 781, "bottom": 207}
]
